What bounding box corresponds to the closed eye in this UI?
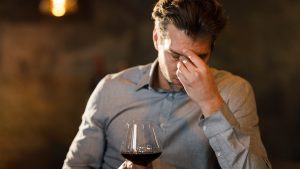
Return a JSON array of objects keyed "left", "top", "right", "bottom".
[
  {"left": 171, "top": 53, "right": 180, "bottom": 60},
  {"left": 168, "top": 49, "right": 181, "bottom": 60}
]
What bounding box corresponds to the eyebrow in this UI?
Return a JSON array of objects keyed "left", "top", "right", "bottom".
[
  {"left": 169, "top": 48, "right": 208, "bottom": 59},
  {"left": 169, "top": 49, "right": 182, "bottom": 56}
]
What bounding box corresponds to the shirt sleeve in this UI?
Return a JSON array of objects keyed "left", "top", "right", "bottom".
[
  {"left": 199, "top": 77, "right": 272, "bottom": 169},
  {"left": 62, "top": 77, "right": 108, "bottom": 169}
]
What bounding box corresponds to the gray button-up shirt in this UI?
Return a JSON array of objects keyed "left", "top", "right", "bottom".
[{"left": 63, "top": 60, "right": 271, "bottom": 169}]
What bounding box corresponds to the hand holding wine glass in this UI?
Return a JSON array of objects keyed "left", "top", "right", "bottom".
[
  {"left": 120, "top": 120, "right": 162, "bottom": 168},
  {"left": 118, "top": 160, "right": 152, "bottom": 169}
]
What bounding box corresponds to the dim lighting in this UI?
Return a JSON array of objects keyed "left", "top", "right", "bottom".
[{"left": 39, "top": 0, "right": 78, "bottom": 17}]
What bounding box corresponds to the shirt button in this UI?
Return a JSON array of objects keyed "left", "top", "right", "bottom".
[
  {"left": 168, "top": 93, "right": 174, "bottom": 99},
  {"left": 203, "top": 125, "right": 207, "bottom": 131},
  {"left": 217, "top": 152, "right": 221, "bottom": 157},
  {"left": 160, "top": 123, "right": 165, "bottom": 129}
]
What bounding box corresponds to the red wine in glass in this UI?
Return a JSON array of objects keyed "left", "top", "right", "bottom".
[
  {"left": 120, "top": 120, "right": 162, "bottom": 166},
  {"left": 121, "top": 152, "right": 162, "bottom": 166}
]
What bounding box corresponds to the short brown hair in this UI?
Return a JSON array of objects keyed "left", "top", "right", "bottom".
[{"left": 152, "top": 0, "right": 227, "bottom": 41}]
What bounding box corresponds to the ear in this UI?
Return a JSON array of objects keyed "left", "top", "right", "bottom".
[{"left": 153, "top": 27, "right": 159, "bottom": 51}]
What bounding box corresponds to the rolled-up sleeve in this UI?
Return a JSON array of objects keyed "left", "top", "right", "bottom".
[{"left": 199, "top": 77, "right": 272, "bottom": 169}]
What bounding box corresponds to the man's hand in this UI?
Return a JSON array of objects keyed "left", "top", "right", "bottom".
[
  {"left": 176, "top": 49, "right": 223, "bottom": 117},
  {"left": 118, "top": 161, "right": 152, "bottom": 169}
]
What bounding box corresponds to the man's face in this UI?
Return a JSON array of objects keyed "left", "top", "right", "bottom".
[{"left": 153, "top": 24, "right": 212, "bottom": 90}]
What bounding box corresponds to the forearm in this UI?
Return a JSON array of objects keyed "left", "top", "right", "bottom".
[{"left": 199, "top": 104, "right": 271, "bottom": 169}]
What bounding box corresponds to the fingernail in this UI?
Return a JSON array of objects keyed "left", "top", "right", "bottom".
[{"left": 182, "top": 60, "right": 187, "bottom": 64}]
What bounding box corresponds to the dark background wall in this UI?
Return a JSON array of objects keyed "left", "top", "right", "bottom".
[{"left": 0, "top": 0, "right": 299, "bottom": 169}]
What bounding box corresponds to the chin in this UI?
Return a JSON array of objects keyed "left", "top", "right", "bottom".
[
  {"left": 170, "top": 79, "right": 183, "bottom": 91},
  {"left": 172, "top": 78, "right": 182, "bottom": 85}
]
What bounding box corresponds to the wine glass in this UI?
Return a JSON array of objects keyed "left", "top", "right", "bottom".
[{"left": 120, "top": 120, "right": 162, "bottom": 167}]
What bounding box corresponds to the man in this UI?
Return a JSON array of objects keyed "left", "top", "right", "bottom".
[{"left": 63, "top": 0, "right": 272, "bottom": 169}]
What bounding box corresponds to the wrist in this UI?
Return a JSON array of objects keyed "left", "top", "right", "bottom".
[{"left": 199, "top": 95, "right": 223, "bottom": 117}]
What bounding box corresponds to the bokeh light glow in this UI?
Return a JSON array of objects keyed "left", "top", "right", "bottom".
[{"left": 51, "top": 0, "right": 66, "bottom": 17}]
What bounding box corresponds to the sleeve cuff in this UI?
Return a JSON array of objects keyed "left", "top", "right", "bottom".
[{"left": 199, "top": 103, "right": 240, "bottom": 138}]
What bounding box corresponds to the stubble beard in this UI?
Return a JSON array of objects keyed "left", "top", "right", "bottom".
[
  {"left": 168, "top": 77, "right": 184, "bottom": 92},
  {"left": 158, "top": 63, "right": 184, "bottom": 92}
]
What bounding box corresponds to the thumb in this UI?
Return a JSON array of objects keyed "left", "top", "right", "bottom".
[{"left": 118, "top": 160, "right": 133, "bottom": 169}]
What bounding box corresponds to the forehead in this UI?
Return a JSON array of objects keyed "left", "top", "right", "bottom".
[{"left": 163, "top": 24, "right": 212, "bottom": 53}]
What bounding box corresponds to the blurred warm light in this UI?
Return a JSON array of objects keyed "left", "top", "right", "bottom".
[
  {"left": 39, "top": 0, "right": 78, "bottom": 17},
  {"left": 52, "top": 0, "right": 66, "bottom": 17}
]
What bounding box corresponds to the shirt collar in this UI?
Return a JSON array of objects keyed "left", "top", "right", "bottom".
[{"left": 135, "top": 59, "right": 158, "bottom": 91}]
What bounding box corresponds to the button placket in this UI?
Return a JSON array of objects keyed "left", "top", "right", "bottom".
[{"left": 159, "top": 93, "right": 174, "bottom": 131}]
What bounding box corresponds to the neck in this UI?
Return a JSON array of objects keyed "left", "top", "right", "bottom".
[{"left": 157, "top": 67, "right": 171, "bottom": 90}]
